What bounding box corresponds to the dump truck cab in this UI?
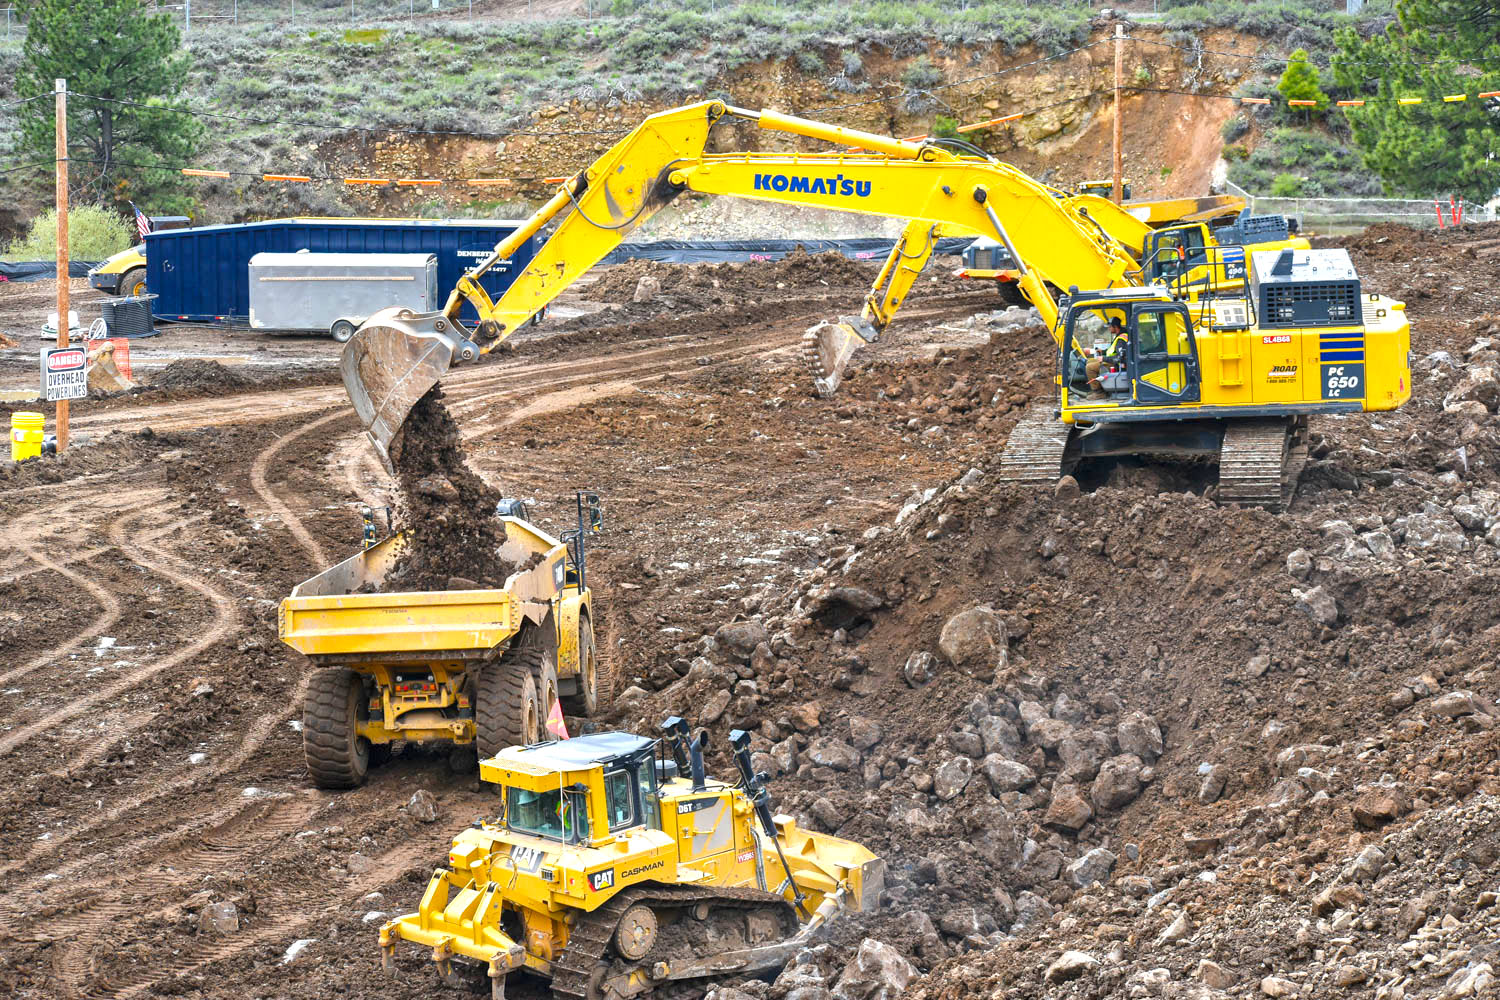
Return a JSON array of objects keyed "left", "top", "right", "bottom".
[{"left": 382, "top": 724, "right": 883, "bottom": 1000}]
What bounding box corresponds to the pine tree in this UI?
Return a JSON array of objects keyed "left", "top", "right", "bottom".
[
  {"left": 1332, "top": 0, "right": 1500, "bottom": 201},
  {"left": 14, "top": 0, "right": 203, "bottom": 212},
  {"left": 1277, "top": 49, "right": 1329, "bottom": 113}
]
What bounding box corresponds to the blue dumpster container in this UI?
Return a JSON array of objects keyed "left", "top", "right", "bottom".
[{"left": 144, "top": 218, "right": 536, "bottom": 326}]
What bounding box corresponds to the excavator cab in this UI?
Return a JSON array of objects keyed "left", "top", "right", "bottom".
[{"left": 1061, "top": 291, "right": 1201, "bottom": 408}]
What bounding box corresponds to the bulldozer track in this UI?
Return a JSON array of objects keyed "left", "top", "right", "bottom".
[
  {"left": 1218, "top": 418, "right": 1308, "bottom": 513},
  {"left": 996, "top": 403, "right": 1075, "bottom": 484},
  {"left": 46, "top": 793, "right": 325, "bottom": 997},
  {"left": 552, "top": 883, "right": 796, "bottom": 1000}
]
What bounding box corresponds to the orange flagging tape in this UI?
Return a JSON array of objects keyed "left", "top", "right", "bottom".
[
  {"left": 543, "top": 176, "right": 568, "bottom": 184},
  {"left": 343, "top": 177, "right": 389, "bottom": 185},
  {"left": 1287, "top": 100, "right": 1318, "bottom": 107},
  {"left": 466, "top": 178, "right": 509, "bottom": 186},
  {"left": 1336, "top": 100, "right": 1365, "bottom": 107},
  {"left": 396, "top": 178, "right": 442, "bottom": 186},
  {"left": 957, "top": 112, "right": 1024, "bottom": 132},
  {"left": 263, "top": 174, "right": 310, "bottom": 182},
  {"left": 181, "top": 168, "right": 230, "bottom": 178},
  {"left": 1481, "top": 91, "right": 1500, "bottom": 99},
  {"left": 1240, "top": 97, "right": 1271, "bottom": 105}
]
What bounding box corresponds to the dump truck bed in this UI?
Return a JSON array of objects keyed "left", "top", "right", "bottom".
[{"left": 278, "top": 517, "right": 568, "bottom": 661}]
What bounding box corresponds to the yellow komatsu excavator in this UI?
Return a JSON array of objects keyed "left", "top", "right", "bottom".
[{"left": 342, "top": 100, "right": 1410, "bottom": 510}]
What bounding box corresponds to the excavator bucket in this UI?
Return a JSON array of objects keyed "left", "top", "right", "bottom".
[
  {"left": 800, "top": 316, "right": 878, "bottom": 398},
  {"left": 339, "top": 306, "right": 478, "bottom": 471}
]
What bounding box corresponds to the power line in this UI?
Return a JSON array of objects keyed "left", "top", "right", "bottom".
[
  {"left": 0, "top": 159, "right": 53, "bottom": 176},
  {"left": 0, "top": 94, "right": 52, "bottom": 112}
]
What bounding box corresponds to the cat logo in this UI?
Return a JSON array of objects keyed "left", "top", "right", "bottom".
[
  {"left": 588, "top": 869, "right": 615, "bottom": 892},
  {"left": 1267, "top": 364, "right": 1298, "bottom": 381},
  {"left": 509, "top": 845, "right": 545, "bottom": 873}
]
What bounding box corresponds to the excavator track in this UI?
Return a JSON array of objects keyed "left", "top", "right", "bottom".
[
  {"left": 1217, "top": 417, "right": 1308, "bottom": 513},
  {"left": 551, "top": 883, "right": 796, "bottom": 1000},
  {"left": 996, "top": 403, "right": 1076, "bottom": 484}
]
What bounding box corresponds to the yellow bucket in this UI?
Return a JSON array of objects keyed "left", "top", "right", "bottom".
[{"left": 10, "top": 411, "right": 44, "bottom": 462}]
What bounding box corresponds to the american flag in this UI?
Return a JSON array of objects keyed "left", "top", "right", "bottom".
[{"left": 129, "top": 201, "right": 152, "bottom": 239}]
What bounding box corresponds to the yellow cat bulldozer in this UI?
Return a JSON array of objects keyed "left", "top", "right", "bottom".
[
  {"left": 380, "top": 720, "right": 882, "bottom": 999},
  {"left": 338, "top": 100, "right": 1409, "bottom": 510}
]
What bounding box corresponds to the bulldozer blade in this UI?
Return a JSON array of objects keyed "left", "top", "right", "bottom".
[
  {"left": 800, "top": 318, "right": 876, "bottom": 398},
  {"left": 340, "top": 307, "right": 479, "bottom": 472}
]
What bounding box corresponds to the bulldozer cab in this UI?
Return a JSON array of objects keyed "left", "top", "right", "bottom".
[{"left": 482, "top": 732, "right": 662, "bottom": 848}]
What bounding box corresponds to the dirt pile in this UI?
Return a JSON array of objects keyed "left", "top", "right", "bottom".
[
  {"left": 149, "top": 359, "right": 250, "bottom": 392},
  {"left": 385, "top": 386, "right": 516, "bottom": 590},
  {"left": 586, "top": 225, "right": 1500, "bottom": 998}
]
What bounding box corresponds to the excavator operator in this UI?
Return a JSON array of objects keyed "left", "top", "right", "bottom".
[{"left": 1085, "top": 316, "right": 1128, "bottom": 400}]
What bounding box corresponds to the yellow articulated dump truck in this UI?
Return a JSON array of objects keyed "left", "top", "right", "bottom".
[
  {"left": 380, "top": 719, "right": 883, "bottom": 1000},
  {"left": 278, "top": 495, "right": 605, "bottom": 788}
]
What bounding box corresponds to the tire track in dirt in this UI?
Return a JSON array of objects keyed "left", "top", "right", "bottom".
[
  {"left": 0, "top": 544, "right": 124, "bottom": 688},
  {"left": 0, "top": 520, "right": 238, "bottom": 759},
  {"left": 0, "top": 511, "right": 209, "bottom": 587},
  {"left": 248, "top": 408, "right": 351, "bottom": 568}
]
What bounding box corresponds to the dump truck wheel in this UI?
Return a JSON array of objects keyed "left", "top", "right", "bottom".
[
  {"left": 476, "top": 654, "right": 540, "bottom": 757},
  {"left": 530, "top": 649, "right": 561, "bottom": 741},
  {"left": 119, "top": 267, "right": 146, "bottom": 298},
  {"left": 330, "top": 319, "right": 357, "bottom": 343},
  {"left": 303, "top": 668, "right": 370, "bottom": 789},
  {"left": 562, "top": 612, "right": 603, "bottom": 717}
]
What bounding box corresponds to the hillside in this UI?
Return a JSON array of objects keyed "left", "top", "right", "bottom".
[{"left": 0, "top": 0, "right": 1399, "bottom": 237}]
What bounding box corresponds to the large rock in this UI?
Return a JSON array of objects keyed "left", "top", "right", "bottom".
[
  {"left": 406, "top": 789, "right": 439, "bottom": 823},
  {"left": 903, "top": 651, "right": 937, "bottom": 688},
  {"left": 1090, "top": 754, "right": 1144, "bottom": 810},
  {"left": 1353, "top": 784, "right": 1409, "bottom": 828},
  {"left": 632, "top": 274, "right": 662, "bottom": 303},
  {"left": 936, "top": 606, "right": 1008, "bottom": 677},
  {"left": 1058, "top": 730, "right": 1113, "bottom": 783},
  {"left": 1293, "top": 585, "right": 1339, "bottom": 626},
  {"left": 981, "top": 754, "right": 1037, "bottom": 793},
  {"left": 1430, "top": 690, "right": 1498, "bottom": 718},
  {"left": 1444, "top": 366, "right": 1500, "bottom": 412},
  {"left": 198, "top": 900, "right": 239, "bottom": 935},
  {"left": 806, "top": 738, "right": 860, "bottom": 773},
  {"left": 1405, "top": 512, "right": 1467, "bottom": 553},
  {"left": 1044, "top": 951, "right": 1099, "bottom": 983},
  {"left": 1064, "top": 847, "right": 1117, "bottom": 887},
  {"left": 977, "top": 715, "right": 1021, "bottom": 755},
  {"left": 1043, "top": 783, "right": 1094, "bottom": 831},
  {"left": 848, "top": 717, "right": 882, "bottom": 751},
  {"left": 716, "top": 621, "right": 769, "bottom": 662},
  {"left": 933, "top": 757, "right": 973, "bottom": 801},
  {"left": 1026, "top": 717, "right": 1073, "bottom": 752},
  {"left": 831, "top": 938, "right": 916, "bottom": 1000},
  {"left": 1116, "top": 711, "right": 1163, "bottom": 762}
]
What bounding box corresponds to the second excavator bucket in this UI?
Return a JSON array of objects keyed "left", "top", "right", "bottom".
[
  {"left": 800, "top": 316, "right": 878, "bottom": 398},
  {"left": 339, "top": 306, "right": 479, "bottom": 471}
]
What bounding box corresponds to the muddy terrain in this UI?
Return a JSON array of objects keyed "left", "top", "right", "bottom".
[{"left": 1, "top": 228, "right": 1498, "bottom": 1000}]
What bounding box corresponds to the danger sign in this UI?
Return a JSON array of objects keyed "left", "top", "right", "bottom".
[{"left": 41, "top": 346, "right": 87, "bottom": 401}]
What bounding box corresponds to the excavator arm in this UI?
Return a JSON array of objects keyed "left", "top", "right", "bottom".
[{"left": 341, "top": 100, "right": 1139, "bottom": 463}]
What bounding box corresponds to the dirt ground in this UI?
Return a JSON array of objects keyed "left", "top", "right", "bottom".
[{"left": 2, "top": 229, "right": 1499, "bottom": 1000}]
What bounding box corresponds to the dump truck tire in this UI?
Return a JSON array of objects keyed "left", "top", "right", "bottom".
[
  {"left": 119, "top": 266, "right": 147, "bottom": 298},
  {"left": 476, "top": 652, "right": 541, "bottom": 757},
  {"left": 303, "top": 668, "right": 370, "bottom": 789},
  {"left": 562, "top": 612, "right": 604, "bottom": 718},
  {"left": 530, "top": 649, "right": 561, "bottom": 741}
]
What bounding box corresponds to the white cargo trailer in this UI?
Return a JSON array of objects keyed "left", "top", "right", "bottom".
[{"left": 247, "top": 251, "right": 440, "bottom": 342}]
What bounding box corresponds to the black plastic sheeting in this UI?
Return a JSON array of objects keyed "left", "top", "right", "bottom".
[
  {"left": 0, "top": 261, "right": 101, "bottom": 282},
  {"left": 600, "top": 237, "right": 975, "bottom": 266}
]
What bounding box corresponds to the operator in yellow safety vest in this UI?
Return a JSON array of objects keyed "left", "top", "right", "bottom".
[{"left": 1086, "top": 316, "right": 1129, "bottom": 401}]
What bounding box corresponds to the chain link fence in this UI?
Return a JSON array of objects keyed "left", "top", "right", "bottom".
[{"left": 1225, "top": 180, "right": 1490, "bottom": 235}]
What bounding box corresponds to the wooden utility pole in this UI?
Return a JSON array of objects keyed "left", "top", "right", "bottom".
[
  {"left": 1112, "top": 23, "right": 1124, "bottom": 204},
  {"left": 54, "top": 77, "right": 69, "bottom": 453}
]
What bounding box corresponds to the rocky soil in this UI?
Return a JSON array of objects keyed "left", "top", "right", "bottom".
[{"left": 2, "top": 223, "right": 1500, "bottom": 1000}]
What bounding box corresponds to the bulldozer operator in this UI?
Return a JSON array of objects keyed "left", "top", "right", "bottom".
[{"left": 1084, "top": 316, "right": 1129, "bottom": 400}]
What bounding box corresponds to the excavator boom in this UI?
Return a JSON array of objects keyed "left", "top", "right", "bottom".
[{"left": 340, "top": 100, "right": 1139, "bottom": 460}]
